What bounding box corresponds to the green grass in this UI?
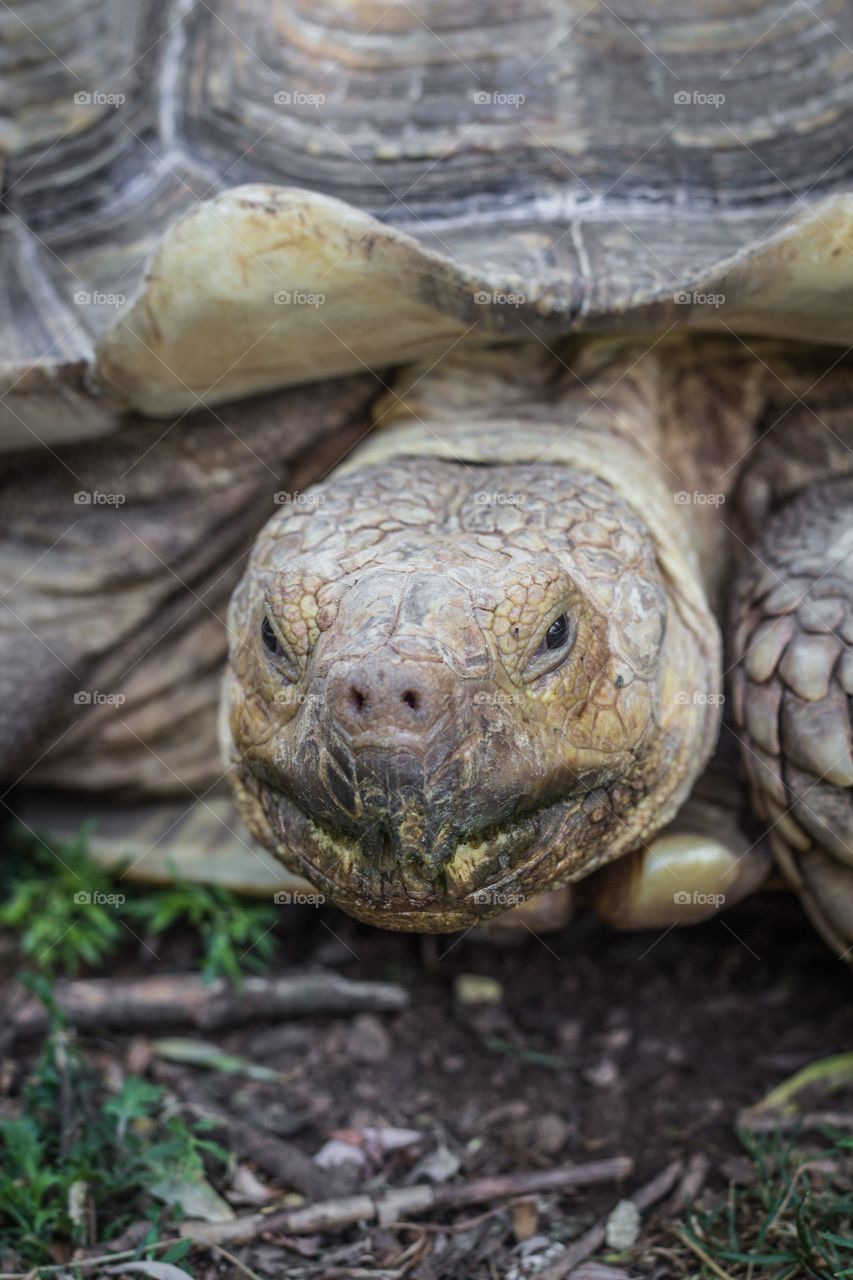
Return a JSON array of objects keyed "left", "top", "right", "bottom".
[
  {"left": 677, "top": 1124, "right": 853, "bottom": 1279},
  {"left": 0, "top": 825, "right": 279, "bottom": 983},
  {"left": 0, "top": 830, "right": 281, "bottom": 1269},
  {"left": 0, "top": 979, "right": 223, "bottom": 1268}
]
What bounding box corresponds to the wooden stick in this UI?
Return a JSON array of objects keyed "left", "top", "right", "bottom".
[
  {"left": 737, "top": 1108, "right": 853, "bottom": 1134},
  {"left": 670, "top": 1152, "right": 709, "bottom": 1214},
  {"left": 0, "top": 1239, "right": 176, "bottom": 1279},
  {"left": 182, "top": 1102, "right": 343, "bottom": 1202},
  {"left": 208, "top": 1244, "right": 266, "bottom": 1280},
  {"left": 10, "top": 971, "right": 408, "bottom": 1034},
  {"left": 179, "top": 1156, "right": 633, "bottom": 1245}
]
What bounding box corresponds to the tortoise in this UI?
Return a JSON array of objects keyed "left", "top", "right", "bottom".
[{"left": 4, "top": 0, "right": 853, "bottom": 951}]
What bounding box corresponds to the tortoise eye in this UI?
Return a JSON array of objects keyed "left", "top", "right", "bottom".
[
  {"left": 261, "top": 615, "right": 279, "bottom": 655},
  {"left": 545, "top": 614, "right": 569, "bottom": 651}
]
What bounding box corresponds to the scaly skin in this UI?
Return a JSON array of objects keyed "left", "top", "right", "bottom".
[
  {"left": 729, "top": 389, "right": 853, "bottom": 958},
  {"left": 224, "top": 342, "right": 724, "bottom": 930}
]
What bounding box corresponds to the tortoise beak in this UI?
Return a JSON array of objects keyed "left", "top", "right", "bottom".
[
  {"left": 334, "top": 746, "right": 459, "bottom": 881},
  {"left": 286, "top": 653, "right": 467, "bottom": 883}
]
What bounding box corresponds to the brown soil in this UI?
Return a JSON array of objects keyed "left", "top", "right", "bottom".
[{"left": 4, "top": 890, "right": 853, "bottom": 1277}]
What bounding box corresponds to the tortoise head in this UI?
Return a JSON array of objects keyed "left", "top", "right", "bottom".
[{"left": 224, "top": 457, "right": 717, "bottom": 930}]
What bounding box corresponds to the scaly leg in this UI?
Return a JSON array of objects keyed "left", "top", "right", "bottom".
[{"left": 729, "top": 475, "right": 853, "bottom": 957}]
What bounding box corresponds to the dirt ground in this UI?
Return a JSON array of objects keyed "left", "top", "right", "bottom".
[
  {"left": 5, "top": 885, "right": 852, "bottom": 1278},
  {"left": 235, "top": 888, "right": 853, "bottom": 1166}
]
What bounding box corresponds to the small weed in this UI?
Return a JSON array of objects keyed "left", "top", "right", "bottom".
[
  {"left": 127, "top": 873, "right": 278, "bottom": 986},
  {"left": 0, "top": 979, "right": 226, "bottom": 1267},
  {"left": 0, "top": 828, "right": 278, "bottom": 983},
  {"left": 0, "top": 825, "right": 122, "bottom": 974}
]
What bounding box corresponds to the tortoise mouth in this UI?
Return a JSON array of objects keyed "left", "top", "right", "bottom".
[{"left": 257, "top": 778, "right": 560, "bottom": 930}]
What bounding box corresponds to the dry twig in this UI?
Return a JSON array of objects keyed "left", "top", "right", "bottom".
[
  {"left": 10, "top": 971, "right": 408, "bottom": 1034},
  {"left": 179, "top": 1156, "right": 633, "bottom": 1245}
]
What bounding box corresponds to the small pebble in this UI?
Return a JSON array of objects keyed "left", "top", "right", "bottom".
[
  {"left": 605, "top": 1198, "right": 641, "bottom": 1250},
  {"left": 454, "top": 973, "right": 504, "bottom": 1004},
  {"left": 348, "top": 1013, "right": 392, "bottom": 1064},
  {"left": 584, "top": 1059, "right": 619, "bottom": 1088},
  {"left": 412, "top": 1143, "right": 461, "bottom": 1183},
  {"left": 314, "top": 1138, "right": 367, "bottom": 1170}
]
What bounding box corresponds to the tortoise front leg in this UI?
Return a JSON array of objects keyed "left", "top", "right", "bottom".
[
  {"left": 729, "top": 475, "right": 853, "bottom": 957},
  {"left": 578, "top": 832, "right": 770, "bottom": 930},
  {"left": 576, "top": 777, "right": 770, "bottom": 930}
]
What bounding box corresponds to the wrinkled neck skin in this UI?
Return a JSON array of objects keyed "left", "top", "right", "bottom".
[{"left": 224, "top": 338, "right": 731, "bottom": 930}]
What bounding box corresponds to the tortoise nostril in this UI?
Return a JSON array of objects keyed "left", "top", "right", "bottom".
[
  {"left": 333, "top": 668, "right": 437, "bottom": 732},
  {"left": 349, "top": 687, "right": 366, "bottom": 712}
]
